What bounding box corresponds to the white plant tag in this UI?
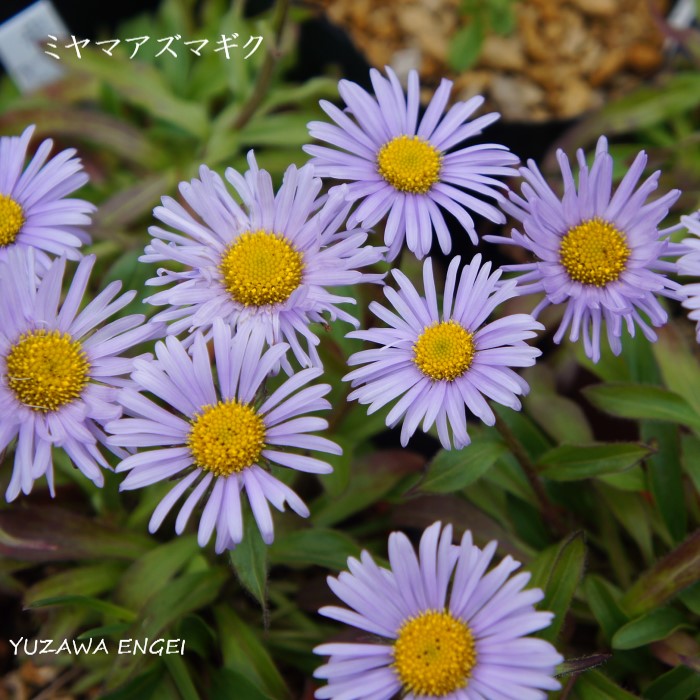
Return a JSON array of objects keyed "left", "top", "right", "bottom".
[{"left": 0, "top": 0, "right": 69, "bottom": 93}]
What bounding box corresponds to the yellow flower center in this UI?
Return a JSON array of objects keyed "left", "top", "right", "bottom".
[
  {"left": 0, "top": 193, "right": 25, "bottom": 247},
  {"left": 187, "top": 400, "right": 266, "bottom": 477},
  {"left": 5, "top": 329, "right": 90, "bottom": 412},
  {"left": 393, "top": 610, "right": 476, "bottom": 696},
  {"left": 377, "top": 135, "right": 442, "bottom": 194},
  {"left": 559, "top": 217, "right": 630, "bottom": 287},
  {"left": 413, "top": 320, "right": 475, "bottom": 381},
  {"left": 219, "top": 230, "right": 304, "bottom": 307}
]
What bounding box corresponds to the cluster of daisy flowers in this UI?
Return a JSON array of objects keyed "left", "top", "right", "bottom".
[{"left": 2, "top": 65, "right": 700, "bottom": 699}]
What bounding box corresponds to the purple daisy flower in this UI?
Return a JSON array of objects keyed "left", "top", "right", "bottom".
[
  {"left": 0, "top": 125, "right": 94, "bottom": 268},
  {"left": 0, "top": 247, "right": 159, "bottom": 501},
  {"left": 106, "top": 318, "right": 340, "bottom": 551},
  {"left": 314, "top": 521, "right": 562, "bottom": 700},
  {"left": 304, "top": 67, "right": 518, "bottom": 260},
  {"left": 344, "top": 255, "right": 542, "bottom": 450},
  {"left": 486, "top": 136, "right": 685, "bottom": 362},
  {"left": 142, "top": 153, "right": 384, "bottom": 373},
  {"left": 676, "top": 214, "right": 700, "bottom": 341}
]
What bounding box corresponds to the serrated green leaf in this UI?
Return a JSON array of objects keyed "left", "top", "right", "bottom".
[
  {"left": 612, "top": 607, "right": 689, "bottom": 649},
  {"left": 421, "top": 441, "right": 506, "bottom": 493},
  {"left": 583, "top": 383, "right": 700, "bottom": 433},
  {"left": 230, "top": 525, "right": 268, "bottom": 607},
  {"left": 538, "top": 532, "right": 586, "bottom": 642},
  {"left": 268, "top": 528, "right": 361, "bottom": 571},
  {"left": 537, "top": 443, "right": 652, "bottom": 481}
]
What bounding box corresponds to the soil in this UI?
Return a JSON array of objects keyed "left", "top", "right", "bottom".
[{"left": 311, "top": 0, "right": 671, "bottom": 122}]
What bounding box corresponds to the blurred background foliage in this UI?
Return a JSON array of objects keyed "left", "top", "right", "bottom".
[{"left": 0, "top": 0, "right": 700, "bottom": 698}]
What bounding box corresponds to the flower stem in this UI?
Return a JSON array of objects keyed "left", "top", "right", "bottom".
[
  {"left": 494, "top": 412, "right": 566, "bottom": 536},
  {"left": 233, "top": 0, "right": 290, "bottom": 131}
]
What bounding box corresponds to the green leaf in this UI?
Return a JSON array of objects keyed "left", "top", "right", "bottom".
[
  {"left": 230, "top": 525, "right": 268, "bottom": 607},
  {"left": 573, "top": 72, "right": 700, "bottom": 141},
  {"left": 524, "top": 366, "right": 593, "bottom": 443},
  {"left": 268, "top": 528, "right": 361, "bottom": 571},
  {"left": 584, "top": 575, "right": 628, "bottom": 641},
  {"left": 99, "top": 666, "right": 164, "bottom": 700},
  {"left": 25, "top": 563, "right": 124, "bottom": 606},
  {"left": 0, "top": 506, "right": 152, "bottom": 562},
  {"left": 105, "top": 570, "right": 227, "bottom": 690},
  {"left": 163, "top": 655, "right": 200, "bottom": 700},
  {"left": 652, "top": 322, "right": 700, "bottom": 417},
  {"left": 642, "top": 422, "right": 686, "bottom": 542},
  {"left": 678, "top": 581, "right": 700, "bottom": 615},
  {"left": 133, "top": 570, "right": 227, "bottom": 639},
  {"left": 448, "top": 22, "right": 484, "bottom": 71},
  {"left": 215, "top": 605, "right": 289, "bottom": 699},
  {"left": 312, "top": 450, "right": 423, "bottom": 527},
  {"left": 61, "top": 48, "right": 208, "bottom": 137},
  {"left": 210, "top": 669, "right": 275, "bottom": 700},
  {"left": 27, "top": 595, "right": 137, "bottom": 622},
  {"left": 597, "top": 485, "right": 654, "bottom": 563},
  {"left": 574, "top": 670, "right": 640, "bottom": 699},
  {"left": 582, "top": 383, "right": 700, "bottom": 433},
  {"left": 597, "top": 466, "right": 646, "bottom": 492},
  {"left": 537, "top": 443, "right": 652, "bottom": 481},
  {"left": 538, "top": 532, "right": 586, "bottom": 642},
  {"left": 420, "top": 441, "right": 506, "bottom": 493},
  {"left": 115, "top": 536, "right": 201, "bottom": 611},
  {"left": 681, "top": 434, "right": 700, "bottom": 494},
  {"left": 0, "top": 108, "right": 165, "bottom": 168},
  {"left": 622, "top": 529, "right": 700, "bottom": 617},
  {"left": 237, "top": 113, "right": 316, "bottom": 147},
  {"left": 644, "top": 666, "right": 700, "bottom": 700},
  {"left": 612, "top": 607, "right": 689, "bottom": 649}
]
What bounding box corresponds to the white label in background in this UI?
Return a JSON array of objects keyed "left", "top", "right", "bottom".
[{"left": 0, "top": 0, "right": 69, "bottom": 93}]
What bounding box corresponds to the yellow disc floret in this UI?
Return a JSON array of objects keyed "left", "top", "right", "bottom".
[
  {"left": 0, "top": 193, "right": 25, "bottom": 247},
  {"left": 219, "top": 230, "right": 304, "bottom": 307},
  {"left": 187, "top": 400, "right": 266, "bottom": 477},
  {"left": 559, "top": 217, "right": 630, "bottom": 287},
  {"left": 413, "top": 320, "right": 475, "bottom": 381},
  {"left": 394, "top": 610, "right": 476, "bottom": 696},
  {"left": 377, "top": 135, "right": 442, "bottom": 194},
  {"left": 5, "top": 329, "right": 90, "bottom": 412}
]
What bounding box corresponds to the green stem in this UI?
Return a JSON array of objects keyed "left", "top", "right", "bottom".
[
  {"left": 494, "top": 413, "right": 566, "bottom": 536},
  {"left": 233, "top": 0, "right": 290, "bottom": 131}
]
